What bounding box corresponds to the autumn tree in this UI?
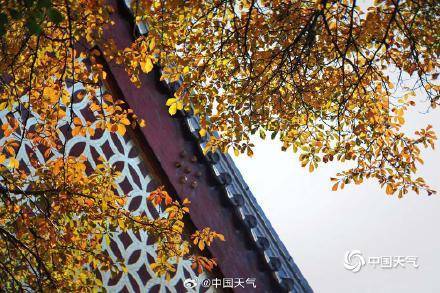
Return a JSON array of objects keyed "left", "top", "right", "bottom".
[
  {"left": 0, "top": 0, "right": 438, "bottom": 290},
  {"left": 0, "top": 0, "right": 224, "bottom": 291},
  {"left": 141, "top": 0, "right": 438, "bottom": 197}
]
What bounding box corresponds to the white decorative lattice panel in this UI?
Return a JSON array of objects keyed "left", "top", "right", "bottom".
[{"left": 0, "top": 82, "right": 212, "bottom": 293}]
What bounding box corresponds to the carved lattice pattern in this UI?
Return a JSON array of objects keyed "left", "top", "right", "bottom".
[{"left": 0, "top": 82, "right": 212, "bottom": 292}]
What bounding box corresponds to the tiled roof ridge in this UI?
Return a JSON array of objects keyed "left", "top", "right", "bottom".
[{"left": 183, "top": 114, "right": 312, "bottom": 293}]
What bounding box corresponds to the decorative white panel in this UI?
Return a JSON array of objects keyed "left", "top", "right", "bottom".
[{"left": 0, "top": 82, "right": 212, "bottom": 292}]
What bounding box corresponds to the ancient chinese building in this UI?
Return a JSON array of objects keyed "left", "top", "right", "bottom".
[{"left": 0, "top": 1, "right": 311, "bottom": 292}]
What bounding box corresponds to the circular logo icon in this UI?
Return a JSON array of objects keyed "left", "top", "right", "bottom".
[
  {"left": 201, "top": 278, "right": 211, "bottom": 288},
  {"left": 344, "top": 250, "right": 366, "bottom": 273},
  {"left": 184, "top": 278, "right": 198, "bottom": 289}
]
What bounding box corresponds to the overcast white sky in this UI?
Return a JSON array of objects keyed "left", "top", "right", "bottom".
[{"left": 233, "top": 103, "right": 440, "bottom": 292}]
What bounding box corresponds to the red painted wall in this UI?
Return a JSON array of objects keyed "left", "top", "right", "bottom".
[{"left": 99, "top": 1, "right": 282, "bottom": 292}]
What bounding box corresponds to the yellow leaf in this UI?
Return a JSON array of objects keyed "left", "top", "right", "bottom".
[
  {"left": 8, "top": 157, "right": 19, "bottom": 169},
  {"left": 88, "top": 127, "right": 95, "bottom": 136},
  {"left": 198, "top": 240, "right": 205, "bottom": 251},
  {"left": 73, "top": 117, "right": 82, "bottom": 125},
  {"left": 150, "top": 263, "right": 158, "bottom": 270},
  {"left": 169, "top": 103, "right": 177, "bottom": 115},
  {"left": 120, "top": 117, "right": 130, "bottom": 125},
  {"left": 386, "top": 184, "right": 394, "bottom": 195},
  {"left": 118, "top": 218, "right": 126, "bottom": 229},
  {"left": 140, "top": 58, "right": 154, "bottom": 73},
  {"left": 166, "top": 98, "right": 176, "bottom": 106},
  {"left": 0, "top": 101, "right": 7, "bottom": 111},
  {"left": 149, "top": 38, "right": 155, "bottom": 51},
  {"left": 199, "top": 128, "right": 206, "bottom": 137},
  {"left": 138, "top": 119, "right": 146, "bottom": 127},
  {"left": 0, "top": 154, "right": 5, "bottom": 164},
  {"left": 117, "top": 124, "right": 126, "bottom": 136},
  {"left": 183, "top": 66, "right": 190, "bottom": 74},
  {"left": 104, "top": 234, "right": 110, "bottom": 246}
]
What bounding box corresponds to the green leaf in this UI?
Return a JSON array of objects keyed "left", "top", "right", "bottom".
[
  {"left": 26, "top": 18, "right": 41, "bottom": 35},
  {"left": 0, "top": 13, "right": 8, "bottom": 26},
  {"left": 0, "top": 14, "right": 6, "bottom": 36},
  {"left": 24, "top": 0, "right": 34, "bottom": 8},
  {"left": 33, "top": 10, "right": 44, "bottom": 21},
  {"left": 37, "top": 0, "right": 52, "bottom": 8},
  {"left": 48, "top": 8, "right": 63, "bottom": 24},
  {"left": 9, "top": 9, "right": 22, "bottom": 20}
]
